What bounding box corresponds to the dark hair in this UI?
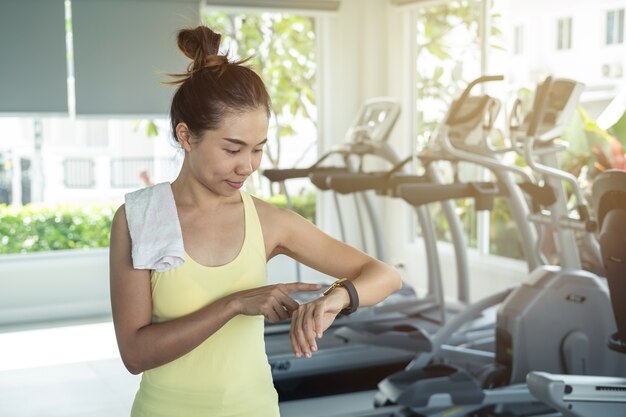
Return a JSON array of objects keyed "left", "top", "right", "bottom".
[{"left": 168, "top": 26, "right": 272, "bottom": 145}]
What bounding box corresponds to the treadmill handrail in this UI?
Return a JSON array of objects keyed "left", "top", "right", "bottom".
[
  {"left": 262, "top": 168, "right": 312, "bottom": 182},
  {"left": 396, "top": 181, "right": 506, "bottom": 209}
]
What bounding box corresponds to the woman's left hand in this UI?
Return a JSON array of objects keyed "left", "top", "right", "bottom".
[{"left": 289, "top": 288, "right": 349, "bottom": 358}]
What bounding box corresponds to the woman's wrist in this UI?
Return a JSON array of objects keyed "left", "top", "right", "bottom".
[
  {"left": 223, "top": 295, "right": 242, "bottom": 317},
  {"left": 322, "top": 278, "right": 359, "bottom": 315},
  {"left": 324, "top": 286, "right": 350, "bottom": 310}
]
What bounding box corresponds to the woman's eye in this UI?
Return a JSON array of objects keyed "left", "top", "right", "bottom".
[
  {"left": 253, "top": 148, "right": 264, "bottom": 153},
  {"left": 225, "top": 149, "right": 240, "bottom": 154}
]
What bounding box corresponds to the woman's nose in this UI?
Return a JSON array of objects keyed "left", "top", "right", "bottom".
[{"left": 237, "top": 153, "right": 254, "bottom": 175}]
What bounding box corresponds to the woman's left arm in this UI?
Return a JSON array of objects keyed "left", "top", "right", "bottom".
[{"left": 266, "top": 205, "right": 403, "bottom": 358}]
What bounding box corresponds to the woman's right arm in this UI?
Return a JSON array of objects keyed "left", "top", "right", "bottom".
[
  {"left": 109, "top": 205, "right": 318, "bottom": 374},
  {"left": 110, "top": 205, "right": 242, "bottom": 374}
]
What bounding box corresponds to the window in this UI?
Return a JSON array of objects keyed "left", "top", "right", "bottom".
[
  {"left": 514, "top": 25, "right": 524, "bottom": 55},
  {"left": 0, "top": 7, "right": 320, "bottom": 256},
  {"left": 487, "top": 0, "right": 626, "bottom": 263},
  {"left": 63, "top": 158, "right": 95, "bottom": 188},
  {"left": 0, "top": 152, "right": 11, "bottom": 204},
  {"left": 413, "top": 0, "right": 483, "bottom": 249},
  {"left": 0, "top": 117, "right": 176, "bottom": 202},
  {"left": 606, "top": 9, "right": 625, "bottom": 45},
  {"left": 557, "top": 17, "right": 572, "bottom": 50},
  {"left": 202, "top": 9, "right": 319, "bottom": 222},
  {"left": 0, "top": 0, "right": 191, "bottom": 255},
  {"left": 110, "top": 157, "right": 181, "bottom": 189}
]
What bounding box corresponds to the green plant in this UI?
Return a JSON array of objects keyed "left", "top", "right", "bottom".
[
  {"left": 486, "top": 107, "right": 626, "bottom": 261},
  {"left": 0, "top": 195, "right": 316, "bottom": 255},
  {"left": 0, "top": 204, "right": 116, "bottom": 254},
  {"left": 414, "top": 0, "right": 505, "bottom": 254},
  {"left": 415, "top": 0, "right": 504, "bottom": 141},
  {"left": 561, "top": 107, "right": 626, "bottom": 181},
  {"left": 264, "top": 192, "right": 316, "bottom": 223}
]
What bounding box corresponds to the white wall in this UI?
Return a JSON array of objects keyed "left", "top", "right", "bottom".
[
  {"left": 0, "top": 250, "right": 326, "bottom": 328},
  {"left": 315, "top": 0, "right": 391, "bottom": 255},
  {"left": 0, "top": 250, "right": 111, "bottom": 327}
]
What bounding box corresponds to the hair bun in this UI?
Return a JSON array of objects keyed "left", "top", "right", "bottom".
[
  {"left": 203, "top": 55, "right": 229, "bottom": 74},
  {"left": 177, "top": 26, "right": 228, "bottom": 76}
]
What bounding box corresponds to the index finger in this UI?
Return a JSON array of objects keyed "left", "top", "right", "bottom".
[{"left": 282, "top": 282, "right": 322, "bottom": 294}]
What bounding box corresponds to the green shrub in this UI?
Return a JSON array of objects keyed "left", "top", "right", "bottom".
[
  {"left": 264, "top": 192, "right": 317, "bottom": 223},
  {"left": 0, "top": 193, "right": 316, "bottom": 255},
  {"left": 0, "top": 204, "right": 116, "bottom": 254}
]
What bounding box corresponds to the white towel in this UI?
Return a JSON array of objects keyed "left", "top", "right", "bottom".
[{"left": 124, "top": 182, "right": 185, "bottom": 272}]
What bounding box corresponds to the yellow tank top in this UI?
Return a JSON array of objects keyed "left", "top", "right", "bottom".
[{"left": 131, "top": 191, "right": 280, "bottom": 417}]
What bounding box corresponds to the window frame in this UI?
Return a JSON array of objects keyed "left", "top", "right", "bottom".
[
  {"left": 556, "top": 16, "right": 573, "bottom": 51},
  {"left": 514, "top": 24, "right": 524, "bottom": 55},
  {"left": 63, "top": 158, "right": 96, "bottom": 189},
  {"left": 408, "top": 0, "right": 493, "bottom": 254},
  {"left": 606, "top": 8, "right": 625, "bottom": 46}
]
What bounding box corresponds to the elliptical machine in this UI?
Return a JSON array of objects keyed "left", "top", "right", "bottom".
[
  {"left": 527, "top": 169, "right": 626, "bottom": 417},
  {"left": 329, "top": 76, "right": 625, "bottom": 417},
  {"left": 494, "top": 77, "right": 623, "bottom": 385},
  {"left": 325, "top": 75, "right": 541, "bottom": 369},
  {"left": 264, "top": 98, "right": 478, "bottom": 400}
]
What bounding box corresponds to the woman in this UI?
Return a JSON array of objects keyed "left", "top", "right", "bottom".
[{"left": 109, "top": 25, "right": 402, "bottom": 417}]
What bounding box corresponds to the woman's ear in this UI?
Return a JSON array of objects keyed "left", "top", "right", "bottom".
[{"left": 175, "top": 123, "right": 193, "bottom": 152}]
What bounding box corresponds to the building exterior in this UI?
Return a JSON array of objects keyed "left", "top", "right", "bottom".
[
  {"left": 505, "top": 0, "right": 626, "bottom": 119},
  {"left": 0, "top": 118, "right": 181, "bottom": 206}
]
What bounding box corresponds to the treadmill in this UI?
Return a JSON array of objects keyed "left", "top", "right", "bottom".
[
  {"left": 263, "top": 97, "right": 497, "bottom": 400},
  {"left": 264, "top": 99, "right": 421, "bottom": 400},
  {"left": 327, "top": 75, "right": 598, "bottom": 417}
]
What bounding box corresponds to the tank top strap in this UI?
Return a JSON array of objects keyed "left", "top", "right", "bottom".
[{"left": 240, "top": 191, "right": 267, "bottom": 263}]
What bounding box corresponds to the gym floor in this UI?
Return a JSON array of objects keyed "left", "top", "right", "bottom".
[{"left": 0, "top": 320, "right": 377, "bottom": 417}]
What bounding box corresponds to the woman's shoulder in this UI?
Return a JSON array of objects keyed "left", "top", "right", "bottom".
[
  {"left": 250, "top": 194, "right": 282, "bottom": 219},
  {"left": 250, "top": 194, "right": 304, "bottom": 228},
  {"left": 125, "top": 182, "right": 171, "bottom": 201},
  {"left": 111, "top": 203, "right": 128, "bottom": 231}
]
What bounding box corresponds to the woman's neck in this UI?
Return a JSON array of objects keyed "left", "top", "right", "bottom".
[{"left": 171, "top": 166, "right": 240, "bottom": 211}]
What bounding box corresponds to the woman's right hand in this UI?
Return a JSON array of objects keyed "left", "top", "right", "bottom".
[{"left": 230, "top": 282, "right": 321, "bottom": 323}]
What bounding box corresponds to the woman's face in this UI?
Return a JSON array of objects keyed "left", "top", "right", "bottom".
[{"left": 185, "top": 107, "right": 269, "bottom": 196}]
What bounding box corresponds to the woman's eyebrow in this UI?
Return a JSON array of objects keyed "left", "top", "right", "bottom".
[{"left": 222, "top": 138, "right": 268, "bottom": 146}]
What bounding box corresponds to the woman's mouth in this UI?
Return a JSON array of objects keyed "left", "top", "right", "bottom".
[{"left": 226, "top": 180, "right": 245, "bottom": 189}]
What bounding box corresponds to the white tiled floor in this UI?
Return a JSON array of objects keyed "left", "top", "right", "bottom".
[
  {"left": 0, "top": 321, "right": 377, "bottom": 417},
  {"left": 0, "top": 321, "right": 138, "bottom": 417}
]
